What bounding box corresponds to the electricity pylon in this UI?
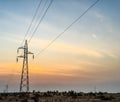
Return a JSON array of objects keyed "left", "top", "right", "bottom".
[
  {"left": 17, "top": 40, "right": 34, "bottom": 92},
  {"left": 4, "top": 85, "right": 8, "bottom": 93}
]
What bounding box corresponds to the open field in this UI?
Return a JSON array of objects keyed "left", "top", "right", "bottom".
[{"left": 0, "top": 91, "right": 120, "bottom": 102}]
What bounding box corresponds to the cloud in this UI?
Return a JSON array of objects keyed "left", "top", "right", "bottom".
[
  {"left": 94, "top": 12, "right": 105, "bottom": 22},
  {"left": 0, "top": 10, "right": 30, "bottom": 25},
  {"left": 92, "top": 33, "right": 97, "bottom": 39},
  {"left": 30, "top": 37, "right": 104, "bottom": 58},
  {"left": 100, "top": 50, "right": 119, "bottom": 59}
]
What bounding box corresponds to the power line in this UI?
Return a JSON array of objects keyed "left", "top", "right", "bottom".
[
  {"left": 28, "top": 0, "right": 48, "bottom": 43},
  {"left": 28, "top": 0, "right": 48, "bottom": 42},
  {"left": 35, "top": 0, "right": 100, "bottom": 57},
  {"left": 21, "top": 0, "right": 43, "bottom": 46},
  {"left": 28, "top": 0, "right": 54, "bottom": 43}
]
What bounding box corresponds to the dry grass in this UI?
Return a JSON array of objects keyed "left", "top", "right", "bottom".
[{"left": 0, "top": 91, "right": 120, "bottom": 102}]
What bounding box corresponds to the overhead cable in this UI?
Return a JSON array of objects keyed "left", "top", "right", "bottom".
[
  {"left": 28, "top": 0, "right": 54, "bottom": 43},
  {"left": 21, "top": 0, "right": 42, "bottom": 46},
  {"left": 35, "top": 0, "right": 100, "bottom": 57}
]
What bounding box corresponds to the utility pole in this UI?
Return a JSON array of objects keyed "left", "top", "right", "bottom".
[
  {"left": 4, "top": 85, "right": 8, "bottom": 93},
  {"left": 94, "top": 86, "right": 96, "bottom": 93},
  {"left": 17, "top": 40, "right": 34, "bottom": 92}
]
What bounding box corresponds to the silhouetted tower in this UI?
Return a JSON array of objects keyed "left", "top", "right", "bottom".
[
  {"left": 17, "top": 40, "right": 34, "bottom": 92},
  {"left": 4, "top": 84, "right": 8, "bottom": 93}
]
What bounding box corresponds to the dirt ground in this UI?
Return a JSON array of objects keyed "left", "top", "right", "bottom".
[{"left": 0, "top": 91, "right": 120, "bottom": 102}]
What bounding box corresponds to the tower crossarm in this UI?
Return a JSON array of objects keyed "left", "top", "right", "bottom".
[
  {"left": 28, "top": 51, "right": 34, "bottom": 59},
  {"left": 17, "top": 47, "right": 24, "bottom": 54}
]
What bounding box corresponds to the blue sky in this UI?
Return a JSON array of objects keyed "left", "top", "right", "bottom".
[{"left": 0, "top": 0, "right": 120, "bottom": 92}]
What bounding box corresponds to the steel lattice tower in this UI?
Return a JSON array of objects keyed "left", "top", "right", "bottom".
[{"left": 17, "top": 40, "right": 34, "bottom": 92}]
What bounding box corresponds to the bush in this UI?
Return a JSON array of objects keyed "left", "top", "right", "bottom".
[{"left": 100, "top": 95, "right": 114, "bottom": 100}]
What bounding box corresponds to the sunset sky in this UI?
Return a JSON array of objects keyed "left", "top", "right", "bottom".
[{"left": 0, "top": 0, "right": 120, "bottom": 92}]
